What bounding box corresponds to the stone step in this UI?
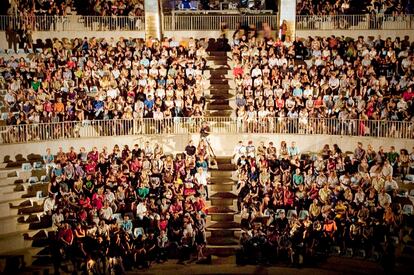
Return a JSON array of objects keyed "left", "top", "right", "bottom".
[
  {"left": 205, "top": 110, "right": 233, "bottom": 117},
  {"left": 0, "top": 231, "right": 33, "bottom": 253},
  {"left": 0, "top": 215, "right": 30, "bottom": 235},
  {"left": 0, "top": 169, "right": 18, "bottom": 179},
  {"left": 208, "top": 51, "right": 228, "bottom": 56},
  {"left": 210, "top": 170, "right": 232, "bottom": 178},
  {"left": 210, "top": 99, "right": 229, "bottom": 105},
  {"left": 210, "top": 178, "right": 235, "bottom": 185},
  {"left": 0, "top": 202, "right": 18, "bottom": 218},
  {"left": 206, "top": 245, "right": 240, "bottom": 257},
  {"left": 215, "top": 156, "right": 233, "bottom": 164},
  {"left": 209, "top": 79, "right": 230, "bottom": 85},
  {"left": 210, "top": 192, "right": 237, "bottom": 199},
  {"left": 208, "top": 206, "right": 236, "bottom": 214},
  {"left": 0, "top": 183, "right": 25, "bottom": 195},
  {"left": 207, "top": 221, "right": 240, "bottom": 230},
  {"left": 205, "top": 94, "right": 233, "bottom": 100},
  {"left": 0, "top": 247, "right": 44, "bottom": 271},
  {"left": 210, "top": 213, "right": 235, "bottom": 222},
  {"left": 210, "top": 197, "right": 234, "bottom": 206},
  {"left": 209, "top": 88, "right": 231, "bottom": 94},
  {"left": 207, "top": 236, "right": 239, "bottom": 246},
  {"left": 216, "top": 163, "right": 236, "bottom": 171},
  {"left": 207, "top": 105, "right": 232, "bottom": 111},
  {"left": 210, "top": 184, "right": 233, "bottom": 192},
  {"left": 0, "top": 190, "right": 27, "bottom": 203}
]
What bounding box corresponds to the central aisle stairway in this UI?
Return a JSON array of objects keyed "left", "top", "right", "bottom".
[
  {"left": 205, "top": 52, "right": 233, "bottom": 117},
  {"left": 206, "top": 156, "right": 241, "bottom": 257}
]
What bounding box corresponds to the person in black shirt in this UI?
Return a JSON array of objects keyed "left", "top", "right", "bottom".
[
  {"left": 133, "top": 234, "right": 147, "bottom": 269},
  {"left": 97, "top": 157, "right": 110, "bottom": 177},
  {"left": 185, "top": 140, "right": 196, "bottom": 157},
  {"left": 145, "top": 231, "right": 157, "bottom": 266},
  {"left": 132, "top": 144, "right": 141, "bottom": 158},
  {"left": 199, "top": 121, "right": 210, "bottom": 139},
  {"left": 237, "top": 180, "right": 250, "bottom": 213}
]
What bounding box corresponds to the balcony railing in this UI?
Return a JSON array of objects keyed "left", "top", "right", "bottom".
[
  {"left": 163, "top": 14, "right": 277, "bottom": 31},
  {"left": 296, "top": 14, "right": 414, "bottom": 30},
  {"left": 0, "top": 15, "right": 146, "bottom": 32},
  {"left": 0, "top": 14, "right": 277, "bottom": 32},
  {"left": 0, "top": 118, "right": 413, "bottom": 145},
  {"left": 1, "top": 14, "right": 413, "bottom": 32}
]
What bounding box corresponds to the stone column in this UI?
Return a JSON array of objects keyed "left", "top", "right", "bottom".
[
  {"left": 278, "top": 0, "right": 297, "bottom": 39},
  {"left": 145, "top": 0, "right": 162, "bottom": 40}
]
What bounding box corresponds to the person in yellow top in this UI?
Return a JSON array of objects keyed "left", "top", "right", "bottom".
[
  {"left": 334, "top": 200, "right": 347, "bottom": 219},
  {"left": 309, "top": 199, "right": 321, "bottom": 219}
]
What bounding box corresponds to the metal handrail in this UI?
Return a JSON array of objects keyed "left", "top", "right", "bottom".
[{"left": 0, "top": 117, "right": 412, "bottom": 145}]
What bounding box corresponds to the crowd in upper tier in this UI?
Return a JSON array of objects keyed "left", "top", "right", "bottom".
[
  {"left": 4, "top": 0, "right": 144, "bottom": 16},
  {"left": 231, "top": 31, "right": 414, "bottom": 125},
  {"left": 42, "top": 139, "right": 213, "bottom": 273},
  {"left": 1, "top": 37, "right": 208, "bottom": 126},
  {"left": 297, "top": 0, "right": 414, "bottom": 16},
  {"left": 235, "top": 140, "right": 414, "bottom": 267}
]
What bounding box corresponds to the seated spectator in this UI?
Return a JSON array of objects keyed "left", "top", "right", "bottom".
[
  {"left": 42, "top": 141, "right": 210, "bottom": 272},
  {"left": 235, "top": 140, "right": 412, "bottom": 266},
  {"left": 231, "top": 32, "right": 414, "bottom": 135},
  {"left": 1, "top": 36, "right": 208, "bottom": 134}
]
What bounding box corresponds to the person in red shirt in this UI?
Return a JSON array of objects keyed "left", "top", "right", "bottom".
[
  {"left": 59, "top": 223, "right": 74, "bottom": 247},
  {"left": 402, "top": 86, "right": 413, "bottom": 101}
]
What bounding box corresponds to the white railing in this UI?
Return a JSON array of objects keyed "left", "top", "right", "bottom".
[
  {"left": 0, "top": 15, "right": 146, "bottom": 32},
  {"left": 0, "top": 118, "right": 413, "bottom": 145},
  {"left": 0, "top": 14, "right": 277, "bottom": 32},
  {"left": 296, "top": 14, "right": 414, "bottom": 30},
  {"left": 163, "top": 14, "right": 277, "bottom": 30},
  {"left": 1, "top": 14, "right": 413, "bottom": 32}
]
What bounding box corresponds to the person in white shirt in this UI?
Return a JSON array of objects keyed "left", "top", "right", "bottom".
[
  {"left": 195, "top": 167, "right": 209, "bottom": 199},
  {"left": 107, "top": 86, "right": 119, "bottom": 99},
  {"left": 136, "top": 200, "right": 147, "bottom": 220},
  {"left": 52, "top": 208, "right": 64, "bottom": 230},
  {"left": 384, "top": 176, "right": 398, "bottom": 191},
  {"left": 246, "top": 141, "right": 256, "bottom": 158},
  {"left": 378, "top": 189, "right": 392, "bottom": 208},
  {"left": 100, "top": 202, "right": 113, "bottom": 221},
  {"left": 43, "top": 194, "right": 55, "bottom": 215},
  {"left": 233, "top": 141, "right": 245, "bottom": 164}
]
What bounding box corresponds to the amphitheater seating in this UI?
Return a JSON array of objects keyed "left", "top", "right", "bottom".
[{"left": 0, "top": 154, "right": 50, "bottom": 273}]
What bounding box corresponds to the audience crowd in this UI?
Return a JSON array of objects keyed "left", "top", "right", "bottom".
[
  {"left": 1, "top": 36, "right": 208, "bottom": 127},
  {"left": 5, "top": 0, "right": 144, "bottom": 16},
  {"left": 235, "top": 140, "right": 414, "bottom": 269},
  {"left": 41, "top": 140, "right": 212, "bottom": 273},
  {"left": 297, "top": 0, "right": 414, "bottom": 16},
  {"left": 231, "top": 32, "right": 414, "bottom": 135}
]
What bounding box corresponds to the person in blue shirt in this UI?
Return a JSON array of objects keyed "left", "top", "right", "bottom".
[
  {"left": 93, "top": 98, "right": 104, "bottom": 118},
  {"left": 292, "top": 168, "right": 304, "bottom": 187},
  {"left": 140, "top": 57, "right": 150, "bottom": 68},
  {"left": 293, "top": 85, "right": 303, "bottom": 97},
  {"left": 182, "top": 0, "right": 191, "bottom": 9},
  {"left": 144, "top": 94, "right": 154, "bottom": 110},
  {"left": 121, "top": 215, "right": 133, "bottom": 235},
  {"left": 288, "top": 141, "right": 300, "bottom": 157},
  {"left": 195, "top": 155, "right": 208, "bottom": 173}
]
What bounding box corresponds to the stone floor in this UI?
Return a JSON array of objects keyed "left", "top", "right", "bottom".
[{"left": 125, "top": 255, "right": 384, "bottom": 275}]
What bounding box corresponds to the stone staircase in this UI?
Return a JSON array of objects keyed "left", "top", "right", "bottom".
[
  {"left": 0, "top": 155, "right": 53, "bottom": 274},
  {"left": 206, "top": 156, "right": 241, "bottom": 257},
  {"left": 205, "top": 52, "right": 233, "bottom": 117}
]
